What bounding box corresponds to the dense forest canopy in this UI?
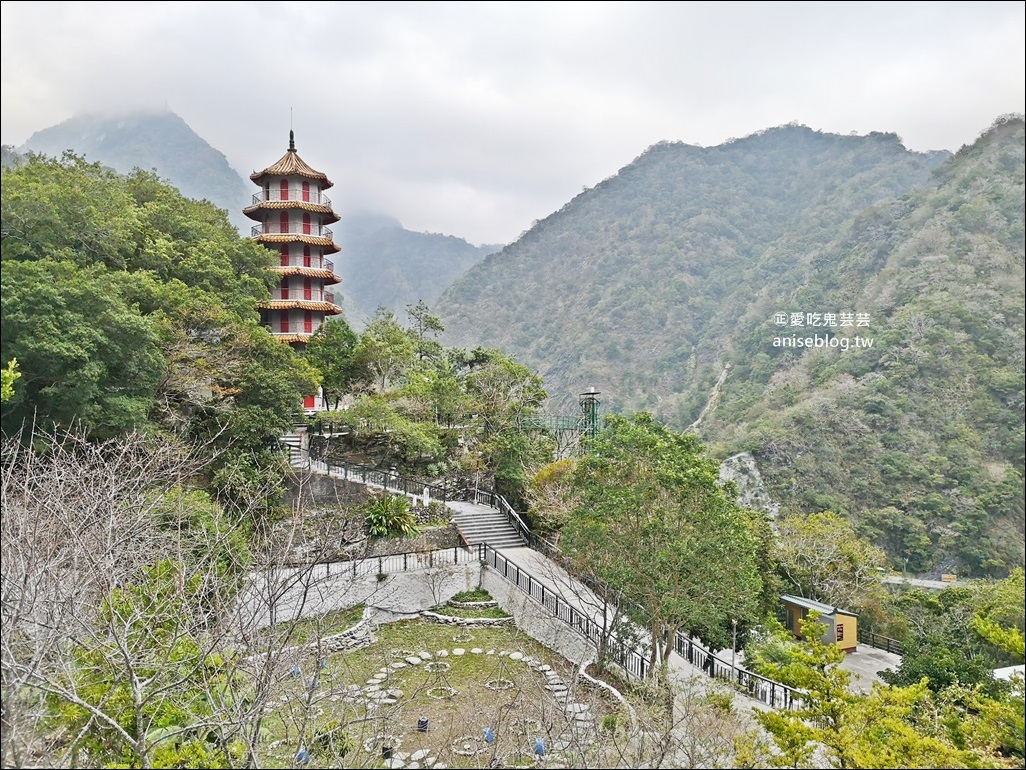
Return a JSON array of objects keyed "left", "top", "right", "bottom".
[{"left": 0, "top": 152, "right": 319, "bottom": 503}]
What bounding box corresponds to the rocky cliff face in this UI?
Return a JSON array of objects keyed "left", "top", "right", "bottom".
[{"left": 719, "top": 452, "right": 779, "bottom": 519}]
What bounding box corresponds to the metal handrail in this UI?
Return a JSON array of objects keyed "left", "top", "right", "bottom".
[
  {"left": 479, "top": 544, "right": 651, "bottom": 680},
  {"left": 311, "top": 455, "right": 451, "bottom": 502},
  {"left": 861, "top": 630, "right": 904, "bottom": 655},
  {"left": 471, "top": 488, "right": 534, "bottom": 546},
  {"left": 251, "top": 224, "right": 334, "bottom": 239},
  {"left": 251, "top": 190, "right": 333, "bottom": 207}
]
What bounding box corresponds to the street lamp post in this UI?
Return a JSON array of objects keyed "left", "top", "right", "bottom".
[{"left": 731, "top": 618, "right": 738, "bottom": 679}]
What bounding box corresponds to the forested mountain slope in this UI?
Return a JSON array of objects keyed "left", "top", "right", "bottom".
[
  {"left": 335, "top": 211, "right": 498, "bottom": 329},
  {"left": 438, "top": 124, "right": 949, "bottom": 413},
  {"left": 705, "top": 117, "right": 1025, "bottom": 576},
  {"left": 438, "top": 119, "right": 1024, "bottom": 576}
]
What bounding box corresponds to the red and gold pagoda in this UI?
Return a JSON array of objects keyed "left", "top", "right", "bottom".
[{"left": 245, "top": 131, "right": 343, "bottom": 345}]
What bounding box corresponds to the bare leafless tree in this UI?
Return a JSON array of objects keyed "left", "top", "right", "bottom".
[{"left": 0, "top": 426, "right": 371, "bottom": 768}]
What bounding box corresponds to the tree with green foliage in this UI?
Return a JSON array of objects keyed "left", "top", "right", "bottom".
[
  {"left": 1, "top": 258, "right": 165, "bottom": 437},
  {"left": 1, "top": 152, "right": 318, "bottom": 511},
  {"left": 304, "top": 317, "right": 359, "bottom": 409},
  {"left": 774, "top": 511, "right": 889, "bottom": 620},
  {"left": 753, "top": 612, "right": 984, "bottom": 769},
  {"left": 883, "top": 573, "right": 1024, "bottom": 695},
  {"left": 1, "top": 358, "right": 20, "bottom": 402},
  {"left": 353, "top": 306, "right": 417, "bottom": 392},
  {"left": 559, "top": 413, "right": 763, "bottom": 676},
  {"left": 406, "top": 299, "right": 445, "bottom": 362},
  {"left": 973, "top": 567, "right": 1026, "bottom": 663}
]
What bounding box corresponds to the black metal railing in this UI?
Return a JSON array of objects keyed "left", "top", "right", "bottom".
[
  {"left": 470, "top": 488, "right": 534, "bottom": 546},
  {"left": 273, "top": 545, "right": 478, "bottom": 583},
  {"left": 479, "top": 544, "right": 651, "bottom": 680},
  {"left": 860, "top": 630, "right": 904, "bottom": 655},
  {"left": 307, "top": 456, "right": 451, "bottom": 502},
  {"left": 673, "top": 633, "right": 803, "bottom": 710}
]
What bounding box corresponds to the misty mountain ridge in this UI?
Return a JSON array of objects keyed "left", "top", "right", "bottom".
[{"left": 16, "top": 109, "right": 253, "bottom": 232}]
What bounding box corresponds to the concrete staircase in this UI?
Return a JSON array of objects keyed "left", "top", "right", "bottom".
[
  {"left": 280, "top": 428, "right": 305, "bottom": 466},
  {"left": 447, "top": 500, "right": 526, "bottom": 550}
]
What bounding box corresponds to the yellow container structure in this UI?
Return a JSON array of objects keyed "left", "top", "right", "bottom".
[{"left": 781, "top": 594, "right": 858, "bottom": 653}]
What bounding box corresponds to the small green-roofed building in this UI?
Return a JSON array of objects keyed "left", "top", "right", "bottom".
[{"left": 781, "top": 594, "right": 858, "bottom": 653}]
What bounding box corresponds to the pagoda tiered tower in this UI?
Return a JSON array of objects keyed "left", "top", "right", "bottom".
[{"left": 245, "top": 131, "right": 343, "bottom": 345}]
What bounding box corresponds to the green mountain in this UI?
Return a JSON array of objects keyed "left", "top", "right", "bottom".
[
  {"left": 17, "top": 109, "right": 252, "bottom": 232},
  {"left": 437, "top": 118, "right": 1025, "bottom": 577},
  {"left": 335, "top": 211, "right": 499, "bottom": 330}
]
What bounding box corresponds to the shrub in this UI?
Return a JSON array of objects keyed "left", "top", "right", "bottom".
[{"left": 365, "top": 495, "right": 419, "bottom": 538}]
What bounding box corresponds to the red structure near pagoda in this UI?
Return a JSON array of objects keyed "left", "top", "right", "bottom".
[{"left": 245, "top": 131, "right": 343, "bottom": 346}]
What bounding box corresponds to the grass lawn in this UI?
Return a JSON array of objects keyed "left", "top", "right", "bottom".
[{"left": 253, "top": 617, "right": 632, "bottom": 768}]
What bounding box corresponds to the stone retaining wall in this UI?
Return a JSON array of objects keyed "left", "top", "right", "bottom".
[{"left": 418, "top": 609, "right": 515, "bottom": 627}]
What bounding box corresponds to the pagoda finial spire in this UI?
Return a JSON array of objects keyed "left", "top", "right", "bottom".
[{"left": 288, "top": 129, "right": 296, "bottom": 152}]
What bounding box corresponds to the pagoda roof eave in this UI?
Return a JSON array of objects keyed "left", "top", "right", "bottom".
[
  {"left": 251, "top": 149, "right": 333, "bottom": 189},
  {"left": 244, "top": 201, "right": 340, "bottom": 225},
  {"left": 254, "top": 234, "right": 341, "bottom": 254},
  {"left": 268, "top": 266, "right": 342, "bottom": 283},
  {"left": 259, "top": 300, "right": 343, "bottom": 314}
]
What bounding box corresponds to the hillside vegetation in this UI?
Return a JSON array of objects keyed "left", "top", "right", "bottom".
[
  {"left": 438, "top": 118, "right": 1025, "bottom": 576},
  {"left": 335, "top": 211, "right": 498, "bottom": 330}
]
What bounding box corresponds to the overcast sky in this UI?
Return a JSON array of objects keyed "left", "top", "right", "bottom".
[{"left": 2, "top": 1, "right": 1023, "bottom": 245}]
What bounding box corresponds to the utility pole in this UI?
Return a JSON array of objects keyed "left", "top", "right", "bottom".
[{"left": 731, "top": 617, "right": 738, "bottom": 677}]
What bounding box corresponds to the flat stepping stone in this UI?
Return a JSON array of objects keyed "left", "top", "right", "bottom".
[
  {"left": 419, "top": 651, "right": 432, "bottom": 660},
  {"left": 471, "top": 647, "right": 484, "bottom": 654},
  {"left": 364, "top": 685, "right": 382, "bottom": 693},
  {"left": 509, "top": 652, "right": 524, "bottom": 661},
  {"left": 538, "top": 664, "right": 551, "bottom": 672},
  {"left": 396, "top": 751, "right": 411, "bottom": 761},
  {"left": 411, "top": 749, "right": 431, "bottom": 761},
  {"left": 385, "top": 759, "right": 404, "bottom": 769},
  {"left": 487, "top": 649, "right": 496, "bottom": 655},
  {"left": 405, "top": 656, "right": 423, "bottom": 665},
  {"left": 452, "top": 648, "right": 465, "bottom": 656},
  {"left": 390, "top": 662, "right": 408, "bottom": 669},
  {"left": 565, "top": 703, "right": 589, "bottom": 714},
  {"left": 437, "top": 650, "right": 449, "bottom": 657}
]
